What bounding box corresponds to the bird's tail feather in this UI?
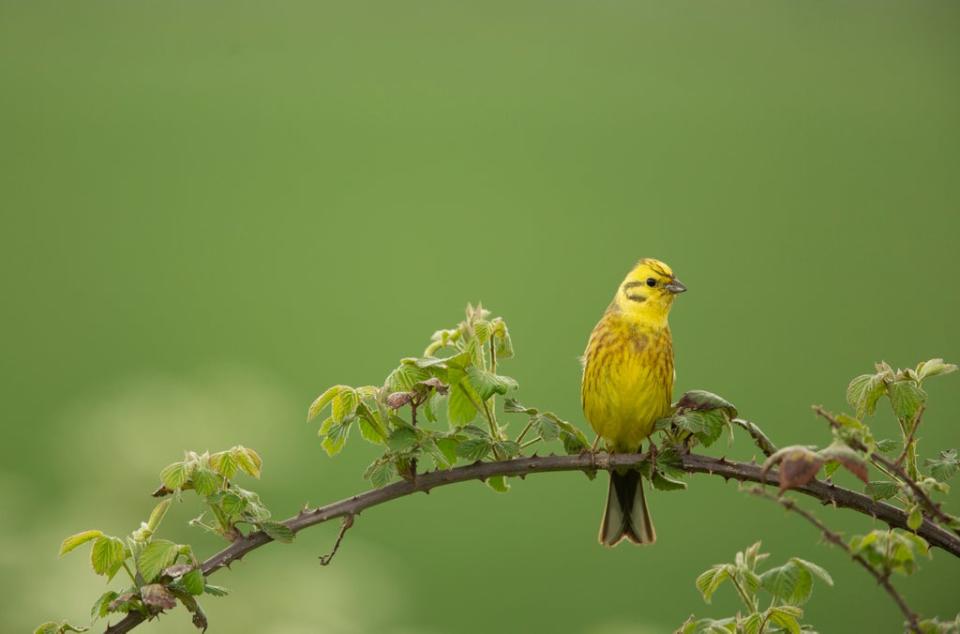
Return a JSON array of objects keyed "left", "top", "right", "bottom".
[{"left": 600, "top": 469, "right": 656, "bottom": 547}]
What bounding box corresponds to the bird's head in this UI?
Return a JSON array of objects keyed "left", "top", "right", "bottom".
[{"left": 613, "top": 258, "right": 687, "bottom": 324}]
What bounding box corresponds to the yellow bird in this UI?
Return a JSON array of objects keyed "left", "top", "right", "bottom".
[{"left": 581, "top": 258, "right": 686, "bottom": 546}]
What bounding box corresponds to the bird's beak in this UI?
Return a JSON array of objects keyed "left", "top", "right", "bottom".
[{"left": 665, "top": 279, "right": 687, "bottom": 294}]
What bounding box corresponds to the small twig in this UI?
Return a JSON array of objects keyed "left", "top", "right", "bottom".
[
  {"left": 515, "top": 418, "right": 536, "bottom": 444},
  {"left": 318, "top": 515, "right": 354, "bottom": 566},
  {"left": 747, "top": 485, "right": 921, "bottom": 633},
  {"left": 731, "top": 418, "right": 778, "bottom": 457},
  {"left": 895, "top": 406, "right": 925, "bottom": 468},
  {"left": 813, "top": 406, "right": 958, "bottom": 534}
]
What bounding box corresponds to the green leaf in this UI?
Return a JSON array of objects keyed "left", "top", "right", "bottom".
[
  {"left": 846, "top": 373, "right": 886, "bottom": 419},
  {"left": 767, "top": 606, "right": 803, "bottom": 634},
  {"left": 137, "top": 539, "right": 180, "bottom": 582},
  {"left": 59, "top": 529, "right": 103, "bottom": 557},
  {"left": 926, "top": 449, "right": 959, "bottom": 482},
  {"left": 90, "top": 536, "right": 126, "bottom": 577},
  {"left": 496, "top": 440, "right": 521, "bottom": 458},
  {"left": 204, "top": 583, "right": 230, "bottom": 597},
  {"left": 486, "top": 475, "right": 510, "bottom": 493},
  {"left": 651, "top": 471, "right": 687, "bottom": 491},
  {"left": 908, "top": 506, "right": 923, "bottom": 531},
  {"left": 385, "top": 364, "right": 430, "bottom": 392},
  {"left": 364, "top": 459, "right": 395, "bottom": 488},
  {"left": 181, "top": 568, "right": 205, "bottom": 596},
  {"left": 875, "top": 438, "right": 899, "bottom": 455},
  {"left": 146, "top": 499, "right": 172, "bottom": 534},
  {"left": 535, "top": 415, "right": 560, "bottom": 441},
  {"left": 91, "top": 591, "right": 119, "bottom": 619},
  {"left": 676, "top": 390, "right": 738, "bottom": 418},
  {"left": 210, "top": 451, "right": 239, "bottom": 479},
  {"left": 791, "top": 558, "right": 833, "bottom": 586},
  {"left": 217, "top": 491, "right": 247, "bottom": 516},
  {"left": 865, "top": 480, "right": 899, "bottom": 501},
  {"left": 160, "top": 462, "right": 190, "bottom": 491},
  {"left": 34, "top": 622, "right": 89, "bottom": 634},
  {"left": 503, "top": 398, "right": 536, "bottom": 415},
  {"left": 192, "top": 467, "right": 221, "bottom": 497},
  {"left": 761, "top": 561, "right": 812, "bottom": 605},
  {"left": 233, "top": 446, "right": 263, "bottom": 479},
  {"left": 887, "top": 380, "right": 927, "bottom": 423},
  {"left": 321, "top": 419, "right": 352, "bottom": 456},
  {"left": 331, "top": 388, "right": 359, "bottom": 423},
  {"left": 466, "top": 367, "right": 518, "bottom": 401},
  {"left": 673, "top": 410, "right": 727, "bottom": 447},
  {"left": 448, "top": 382, "right": 479, "bottom": 426},
  {"left": 695, "top": 564, "right": 731, "bottom": 603},
  {"left": 307, "top": 385, "right": 344, "bottom": 421},
  {"left": 916, "top": 358, "right": 958, "bottom": 382},
  {"left": 260, "top": 521, "right": 295, "bottom": 543},
  {"left": 456, "top": 438, "right": 492, "bottom": 461},
  {"left": 386, "top": 427, "right": 418, "bottom": 452}
]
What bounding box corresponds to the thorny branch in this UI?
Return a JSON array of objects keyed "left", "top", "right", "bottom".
[
  {"left": 747, "top": 485, "right": 921, "bottom": 633},
  {"left": 104, "top": 451, "right": 960, "bottom": 633},
  {"left": 813, "top": 406, "right": 959, "bottom": 535}
]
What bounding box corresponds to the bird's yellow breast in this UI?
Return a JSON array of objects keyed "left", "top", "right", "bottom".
[{"left": 581, "top": 310, "right": 674, "bottom": 452}]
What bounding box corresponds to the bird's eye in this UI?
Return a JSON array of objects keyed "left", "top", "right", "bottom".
[{"left": 645, "top": 278, "right": 657, "bottom": 287}]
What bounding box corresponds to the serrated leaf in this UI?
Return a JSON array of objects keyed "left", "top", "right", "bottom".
[
  {"left": 652, "top": 471, "right": 687, "bottom": 491},
  {"left": 364, "top": 459, "right": 395, "bottom": 488},
  {"left": 496, "top": 440, "right": 521, "bottom": 458},
  {"left": 141, "top": 583, "right": 177, "bottom": 610},
  {"left": 160, "top": 462, "right": 189, "bottom": 491},
  {"left": 91, "top": 591, "right": 119, "bottom": 620},
  {"left": 846, "top": 373, "right": 886, "bottom": 419},
  {"left": 916, "top": 358, "right": 958, "bottom": 381},
  {"left": 926, "top": 449, "right": 959, "bottom": 482},
  {"left": 448, "top": 382, "right": 478, "bottom": 426},
  {"left": 535, "top": 415, "right": 560, "bottom": 441},
  {"left": 466, "top": 367, "right": 518, "bottom": 400},
  {"left": 503, "top": 398, "right": 536, "bottom": 415},
  {"left": 385, "top": 364, "right": 430, "bottom": 391},
  {"left": 192, "top": 467, "right": 221, "bottom": 497},
  {"left": 308, "top": 385, "right": 344, "bottom": 421},
  {"left": 210, "top": 451, "right": 239, "bottom": 479},
  {"left": 865, "top": 480, "right": 899, "bottom": 501},
  {"left": 181, "top": 568, "right": 205, "bottom": 595},
  {"left": 761, "top": 561, "right": 813, "bottom": 605},
  {"left": 331, "top": 388, "right": 359, "bottom": 424},
  {"left": 204, "top": 583, "right": 230, "bottom": 597},
  {"left": 767, "top": 606, "right": 803, "bottom": 634},
  {"left": 908, "top": 506, "right": 923, "bottom": 530},
  {"left": 261, "top": 520, "right": 295, "bottom": 543},
  {"left": 233, "top": 446, "right": 262, "bottom": 479},
  {"left": 875, "top": 438, "right": 899, "bottom": 455},
  {"left": 486, "top": 475, "right": 510, "bottom": 493},
  {"left": 34, "top": 622, "right": 89, "bottom": 634},
  {"left": 676, "top": 390, "right": 738, "bottom": 418},
  {"left": 456, "top": 438, "right": 492, "bottom": 461},
  {"left": 695, "top": 565, "right": 731, "bottom": 603},
  {"left": 674, "top": 410, "right": 727, "bottom": 447},
  {"left": 90, "top": 536, "right": 126, "bottom": 576},
  {"left": 887, "top": 380, "right": 927, "bottom": 423},
  {"left": 59, "top": 530, "right": 104, "bottom": 557},
  {"left": 791, "top": 558, "right": 833, "bottom": 586},
  {"left": 137, "top": 539, "right": 180, "bottom": 582},
  {"left": 387, "top": 427, "right": 418, "bottom": 452},
  {"left": 321, "top": 419, "right": 352, "bottom": 456}
]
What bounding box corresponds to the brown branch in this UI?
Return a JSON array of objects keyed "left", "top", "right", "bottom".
[
  {"left": 747, "top": 485, "right": 920, "bottom": 633},
  {"left": 730, "top": 418, "right": 778, "bottom": 457},
  {"left": 813, "top": 405, "right": 958, "bottom": 533},
  {"left": 103, "top": 451, "right": 960, "bottom": 633}
]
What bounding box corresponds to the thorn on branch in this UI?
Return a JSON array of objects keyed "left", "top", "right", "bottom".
[{"left": 319, "top": 515, "right": 354, "bottom": 566}]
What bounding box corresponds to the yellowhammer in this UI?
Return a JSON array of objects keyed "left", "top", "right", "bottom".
[{"left": 581, "top": 258, "right": 686, "bottom": 546}]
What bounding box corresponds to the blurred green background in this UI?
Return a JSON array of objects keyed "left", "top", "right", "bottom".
[{"left": 2, "top": 1, "right": 959, "bottom": 632}]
